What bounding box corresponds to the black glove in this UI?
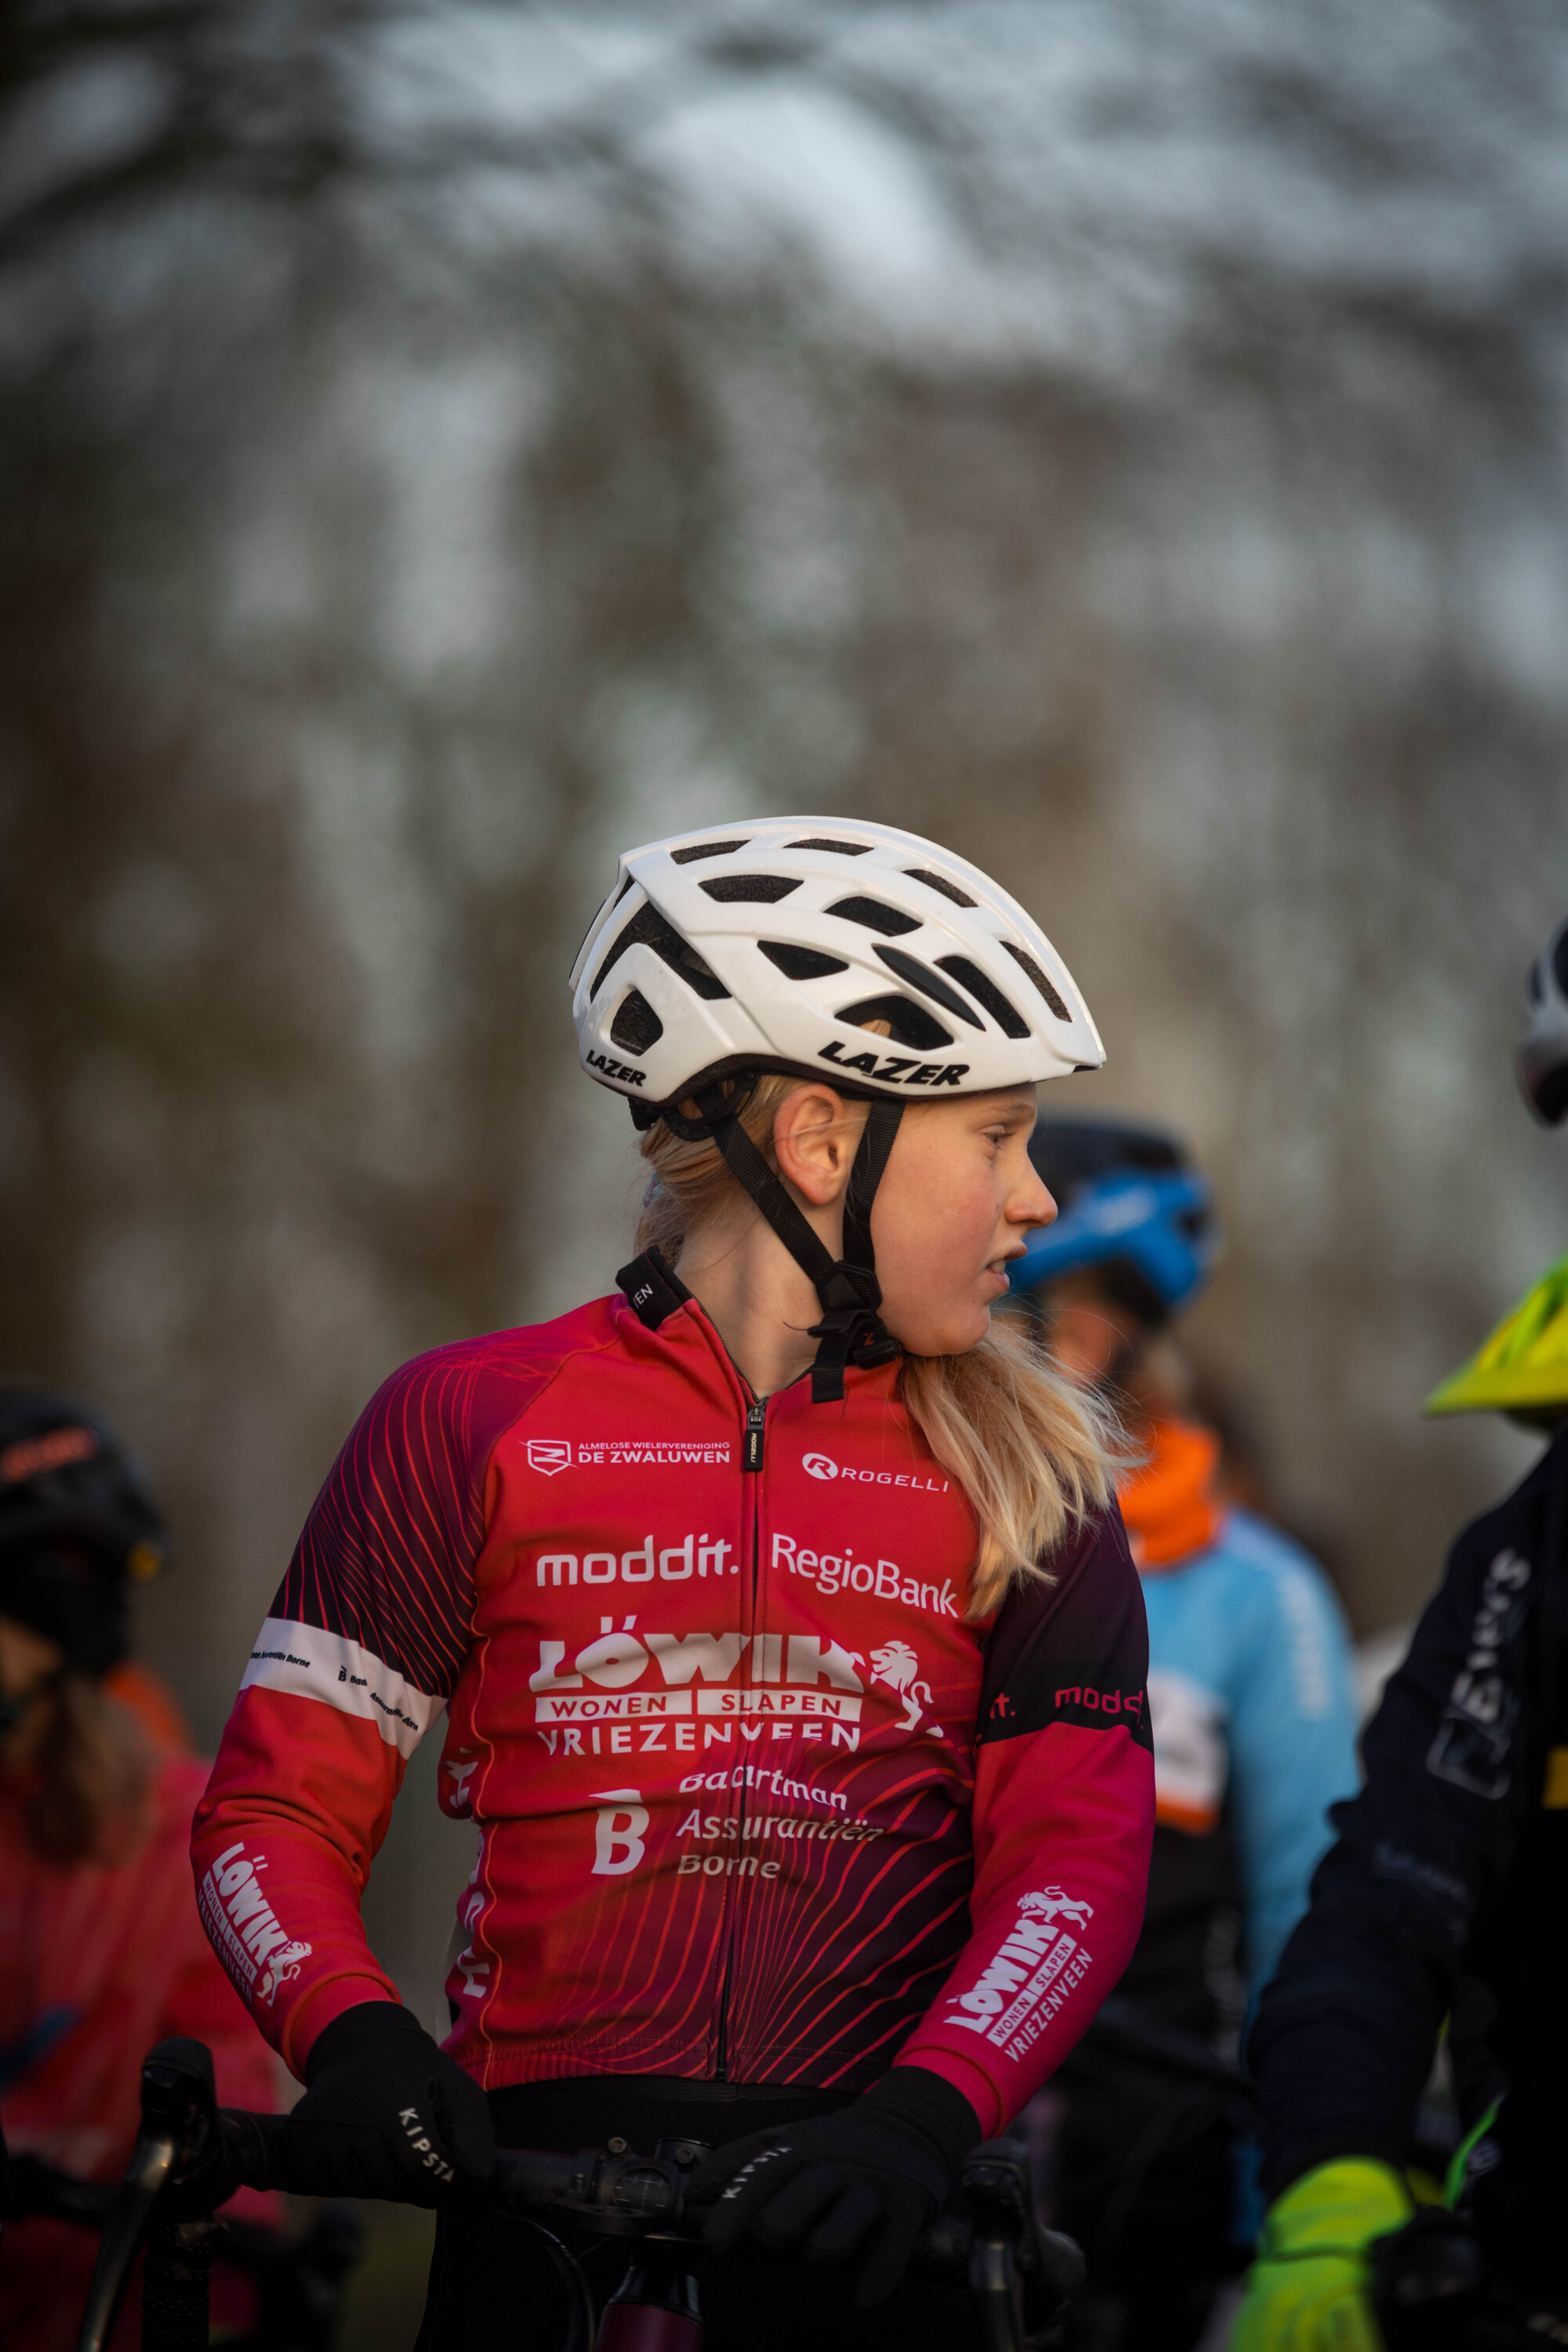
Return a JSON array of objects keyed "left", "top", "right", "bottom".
[
  {"left": 282, "top": 2002, "right": 495, "bottom": 2204},
  {"left": 690, "top": 2067, "right": 979, "bottom": 2307}
]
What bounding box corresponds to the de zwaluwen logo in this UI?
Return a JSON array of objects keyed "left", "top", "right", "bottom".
[{"left": 527, "top": 1439, "right": 574, "bottom": 1477}]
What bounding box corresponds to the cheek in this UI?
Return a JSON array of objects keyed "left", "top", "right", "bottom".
[{"left": 873, "top": 1157, "right": 996, "bottom": 1301}]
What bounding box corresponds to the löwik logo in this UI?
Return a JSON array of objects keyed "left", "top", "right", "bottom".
[
  {"left": 944, "top": 1886, "right": 1095, "bottom": 2056},
  {"left": 870, "top": 1639, "right": 942, "bottom": 1737},
  {"left": 198, "top": 1840, "right": 314, "bottom": 2009}
]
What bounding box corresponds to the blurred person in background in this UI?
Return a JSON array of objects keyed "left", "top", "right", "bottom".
[
  {"left": 1236, "top": 917, "right": 1568, "bottom": 2350},
  {"left": 0, "top": 1389, "right": 290, "bottom": 2352},
  {"left": 1010, "top": 1120, "right": 1358, "bottom": 2352}
]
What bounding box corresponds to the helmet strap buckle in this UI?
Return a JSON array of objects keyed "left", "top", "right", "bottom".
[{"left": 679, "top": 1083, "right": 906, "bottom": 1404}]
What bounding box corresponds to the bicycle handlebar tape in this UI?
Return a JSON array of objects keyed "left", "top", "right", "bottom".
[
  {"left": 690, "top": 2064, "right": 982, "bottom": 2308},
  {"left": 283, "top": 2002, "right": 495, "bottom": 2205},
  {"left": 1232, "top": 2158, "right": 1414, "bottom": 2352}
]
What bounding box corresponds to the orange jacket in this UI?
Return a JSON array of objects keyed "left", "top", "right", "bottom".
[{"left": 0, "top": 1694, "right": 280, "bottom": 2352}]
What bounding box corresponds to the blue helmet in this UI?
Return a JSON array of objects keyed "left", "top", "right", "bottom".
[{"left": 1014, "top": 1119, "right": 1219, "bottom": 1324}]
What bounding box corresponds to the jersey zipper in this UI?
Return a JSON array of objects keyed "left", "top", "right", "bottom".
[{"left": 716, "top": 1394, "right": 768, "bottom": 2079}]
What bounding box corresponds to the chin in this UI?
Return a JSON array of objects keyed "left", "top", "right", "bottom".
[{"left": 904, "top": 1313, "right": 992, "bottom": 1358}]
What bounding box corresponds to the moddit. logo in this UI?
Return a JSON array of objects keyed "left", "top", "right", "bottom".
[{"left": 802, "top": 1453, "right": 838, "bottom": 1481}]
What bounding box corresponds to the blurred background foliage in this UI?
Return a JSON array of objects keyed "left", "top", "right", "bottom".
[{"left": 3, "top": 0, "right": 1568, "bottom": 2024}]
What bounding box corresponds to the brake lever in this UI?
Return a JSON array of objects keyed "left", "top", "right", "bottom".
[
  {"left": 958, "top": 2140, "right": 1083, "bottom": 2352},
  {"left": 74, "top": 2040, "right": 220, "bottom": 2352}
]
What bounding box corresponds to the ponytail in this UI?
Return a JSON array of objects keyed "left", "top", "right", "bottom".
[{"left": 21, "top": 1671, "right": 154, "bottom": 1864}]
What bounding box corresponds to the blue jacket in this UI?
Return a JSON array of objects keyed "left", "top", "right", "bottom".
[{"left": 1138, "top": 1504, "right": 1360, "bottom": 2018}]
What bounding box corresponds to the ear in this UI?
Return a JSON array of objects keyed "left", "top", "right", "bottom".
[{"left": 772, "top": 1085, "right": 866, "bottom": 1207}]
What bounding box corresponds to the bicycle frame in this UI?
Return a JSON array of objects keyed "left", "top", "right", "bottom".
[{"left": 74, "top": 2038, "right": 1084, "bottom": 2352}]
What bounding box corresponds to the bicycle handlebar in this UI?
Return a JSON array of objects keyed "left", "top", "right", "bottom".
[
  {"left": 75, "top": 2041, "right": 1083, "bottom": 2352},
  {"left": 205, "top": 2107, "right": 1050, "bottom": 2282}
]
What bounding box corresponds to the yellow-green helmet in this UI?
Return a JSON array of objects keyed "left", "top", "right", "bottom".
[{"left": 1425, "top": 1251, "right": 1568, "bottom": 1424}]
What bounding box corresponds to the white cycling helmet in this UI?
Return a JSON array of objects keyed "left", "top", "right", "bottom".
[
  {"left": 1519, "top": 915, "right": 1568, "bottom": 1127},
  {"left": 573, "top": 818, "right": 1105, "bottom": 1404},
  {"left": 571, "top": 816, "right": 1103, "bottom": 1108}
]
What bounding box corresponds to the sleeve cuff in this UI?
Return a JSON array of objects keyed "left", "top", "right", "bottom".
[
  {"left": 283, "top": 1973, "right": 401, "bottom": 2082},
  {"left": 889, "top": 2043, "right": 1007, "bottom": 2139}
]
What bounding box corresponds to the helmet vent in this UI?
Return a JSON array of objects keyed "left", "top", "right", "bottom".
[
  {"left": 593, "top": 903, "right": 731, "bottom": 1002},
  {"left": 836, "top": 995, "right": 953, "bottom": 1051},
  {"left": 1000, "top": 939, "right": 1069, "bottom": 1021},
  {"left": 935, "top": 955, "right": 1029, "bottom": 1039},
  {"left": 903, "top": 867, "right": 976, "bottom": 908},
  {"left": 760, "top": 942, "right": 849, "bottom": 979},
  {"left": 610, "top": 989, "right": 664, "bottom": 1055},
  {"left": 699, "top": 874, "right": 802, "bottom": 903},
  {"left": 874, "top": 945, "right": 982, "bottom": 1028},
  {"left": 789, "top": 837, "right": 873, "bottom": 855},
  {"left": 670, "top": 838, "right": 751, "bottom": 865},
  {"left": 826, "top": 895, "right": 921, "bottom": 938}
]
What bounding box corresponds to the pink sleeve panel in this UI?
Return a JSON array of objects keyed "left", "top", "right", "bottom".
[
  {"left": 192, "top": 1686, "right": 406, "bottom": 2080},
  {"left": 896, "top": 1503, "right": 1156, "bottom": 2134},
  {"left": 192, "top": 1333, "right": 561, "bottom": 2077},
  {"left": 897, "top": 1719, "right": 1153, "bottom": 2132}
]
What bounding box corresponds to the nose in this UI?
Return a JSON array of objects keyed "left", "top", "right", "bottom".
[{"left": 1013, "top": 1175, "right": 1057, "bottom": 1232}]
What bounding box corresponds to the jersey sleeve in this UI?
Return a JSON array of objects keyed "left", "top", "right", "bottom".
[
  {"left": 896, "top": 1505, "right": 1156, "bottom": 2135},
  {"left": 1224, "top": 1527, "right": 1359, "bottom": 2002},
  {"left": 156, "top": 1759, "right": 289, "bottom": 2230},
  {"left": 191, "top": 1339, "right": 549, "bottom": 2077},
  {"left": 1250, "top": 1434, "right": 1564, "bottom": 2198}
]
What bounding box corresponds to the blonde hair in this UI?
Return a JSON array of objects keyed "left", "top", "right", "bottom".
[{"left": 636, "top": 1074, "right": 1125, "bottom": 1619}]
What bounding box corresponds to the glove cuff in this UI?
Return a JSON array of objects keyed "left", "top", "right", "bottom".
[
  {"left": 304, "top": 1999, "right": 427, "bottom": 2085},
  {"left": 1261, "top": 2158, "right": 1414, "bottom": 2259},
  {"left": 867, "top": 2067, "right": 983, "bottom": 2183}
]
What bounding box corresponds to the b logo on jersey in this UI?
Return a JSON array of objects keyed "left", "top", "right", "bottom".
[{"left": 528, "top": 1439, "right": 574, "bottom": 1476}]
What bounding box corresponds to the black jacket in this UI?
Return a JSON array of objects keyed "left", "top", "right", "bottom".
[{"left": 1250, "top": 1427, "right": 1568, "bottom": 2284}]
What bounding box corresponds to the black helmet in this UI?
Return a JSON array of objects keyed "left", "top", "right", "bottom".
[
  {"left": 1518, "top": 916, "right": 1568, "bottom": 1127},
  {"left": 0, "top": 1389, "right": 168, "bottom": 1678},
  {"left": 1018, "top": 1119, "right": 1219, "bottom": 1330}
]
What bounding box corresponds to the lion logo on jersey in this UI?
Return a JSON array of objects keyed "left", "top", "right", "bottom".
[
  {"left": 256, "top": 1940, "right": 313, "bottom": 2007},
  {"left": 869, "top": 1639, "right": 939, "bottom": 1735},
  {"left": 1018, "top": 1886, "right": 1094, "bottom": 1929}
]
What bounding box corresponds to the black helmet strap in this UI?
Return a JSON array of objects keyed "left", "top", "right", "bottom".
[{"left": 688, "top": 1083, "right": 905, "bottom": 1403}]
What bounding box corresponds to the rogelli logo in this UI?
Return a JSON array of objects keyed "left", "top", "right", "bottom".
[{"left": 800, "top": 1450, "right": 947, "bottom": 1493}]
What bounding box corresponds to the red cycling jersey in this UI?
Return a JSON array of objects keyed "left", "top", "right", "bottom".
[{"left": 193, "top": 1251, "right": 1154, "bottom": 2134}]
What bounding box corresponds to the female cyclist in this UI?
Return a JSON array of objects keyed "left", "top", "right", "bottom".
[
  {"left": 192, "top": 818, "right": 1156, "bottom": 2350},
  {"left": 0, "top": 1388, "right": 281, "bottom": 2351}
]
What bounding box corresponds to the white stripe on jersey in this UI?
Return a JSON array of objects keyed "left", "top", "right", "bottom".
[{"left": 241, "top": 1615, "right": 442, "bottom": 1756}]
